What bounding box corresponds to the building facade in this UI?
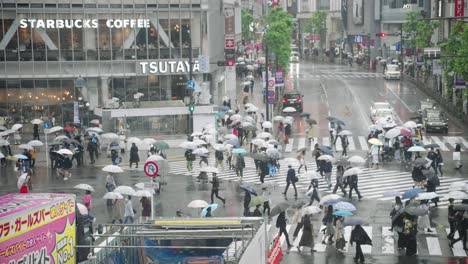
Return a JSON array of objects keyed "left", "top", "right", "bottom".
[{"left": 0, "top": 0, "right": 230, "bottom": 135}]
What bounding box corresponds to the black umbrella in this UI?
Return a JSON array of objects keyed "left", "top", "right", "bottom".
[
  {"left": 414, "top": 158, "right": 429, "bottom": 167},
  {"left": 299, "top": 112, "right": 311, "bottom": 118},
  {"left": 454, "top": 204, "right": 468, "bottom": 211},
  {"left": 251, "top": 152, "right": 270, "bottom": 162},
  {"left": 326, "top": 116, "right": 337, "bottom": 121},
  {"left": 291, "top": 200, "right": 307, "bottom": 209},
  {"left": 405, "top": 207, "right": 429, "bottom": 216},
  {"left": 270, "top": 201, "right": 291, "bottom": 217},
  {"left": 424, "top": 144, "right": 440, "bottom": 149},
  {"left": 306, "top": 119, "right": 318, "bottom": 125}
]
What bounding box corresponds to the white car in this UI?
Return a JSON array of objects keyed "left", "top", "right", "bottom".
[
  {"left": 385, "top": 64, "right": 401, "bottom": 80},
  {"left": 370, "top": 102, "right": 393, "bottom": 116},
  {"left": 290, "top": 52, "right": 299, "bottom": 63},
  {"left": 371, "top": 108, "right": 396, "bottom": 124}
]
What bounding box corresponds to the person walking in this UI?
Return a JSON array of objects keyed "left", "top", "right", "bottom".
[
  {"left": 329, "top": 121, "right": 336, "bottom": 145},
  {"left": 124, "top": 196, "right": 135, "bottom": 224},
  {"left": 435, "top": 149, "right": 443, "bottom": 177},
  {"left": 348, "top": 172, "right": 363, "bottom": 201},
  {"left": 277, "top": 122, "right": 284, "bottom": 142},
  {"left": 350, "top": 224, "right": 372, "bottom": 263},
  {"left": 243, "top": 190, "right": 251, "bottom": 217},
  {"left": 427, "top": 148, "right": 438, "bottom": 175},
  {"left": 411, "top": 166, "right": 426, "bottom": 188},
  {"left": 341, "top": 135, "right": 349, "bottom": 157},
  {"left": 82, "top": 190, "right": 93, "bottom": 213},
  {"left": 404, "top": 216, "right": 418, "bottom": 256},
  {"left": 283, "top": 165, "right": 298, "bottom": 197},
  {"left": 369, "top": 144, "right": 380, "bottom": 168},
  {"left": 236, "top": 154, "right": 245, "bottom": 179},
  {"left": 306, "top": 125, "right": 314, "bottom": 145},
  {"left": 307, "top": 178, "right": 320, "bottom": 205},
  {"left": 29, "top": 147, "right": 36, "bottom": 168},
  {"left": 447, "top": 198, "right": 457, "bottom": 240},
  {"left": 215, "top": 149, "right": 224, "bottom": 170},
  {"left": 297, "top": 149, "right": 307, "bottom": 173},
  {"left": 284, "top": 123, "right": 292, "bottom": 145},
  {"left": 297, "top": 214, "right": 315, "bottom": 253},
  {"left": 33, "top": 124, "right": 40, "bottom": 140},
  {"left": 276, "top": 211, "right": 293, "bottom": 250},
  {"left": 389, "top": 196, "right": 403, "bottom": 232},
  {"left": 332, "top": 165, "right": 347, "bottom": 195},
  {"left": 184, "top": 149, "right": 195, "bottom": 172},
  {"left": 321, "top": 205, "right": 335, "bottom": 245},
  {"left": 454, "top": 143, "right": 462, "bottom": 169},
  {"left": 140, "top": 196, "right": 151, "bottom": 220},
  {"left": 129, "top": 143, "right": 139, "bottom": 168},
  {"left": 210, "top": 173, "right": 226, "bottom": 205},
  {"left": 417, "top": 200, "right": 432, "bottom": 232},
  {"left": 449, "top": 209, "right": 468, "bottom": 249},
  {"left": 322, "top": 160, "right": 333, "bottom": 189},
  {"left": 393, "top": 138, "right": 402, "bottom": 162},
  {"left": 334, "top": 216, "right": 346, "bottom": 251},
  {"left": 111, "top": 198, "right": 124, "bottom": 224},
  {"left": 426, "top": 177, "right": 439, "bottom": 207},
  {"left": 292, "top": 207, "right": 304, "bottom": 239},
  {"left": 262, "top": 186, "right": 271, "bottom": 216},
  {"left": 259, "top": 160, "right": 269, "bottom": 184}
]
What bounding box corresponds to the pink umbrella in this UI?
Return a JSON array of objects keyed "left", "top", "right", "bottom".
[{"left": 400, "top": 128, "right": 412, "bottom": 137}]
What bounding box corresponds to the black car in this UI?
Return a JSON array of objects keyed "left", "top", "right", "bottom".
[
  {"left": 417, "top": 99, "right": 436, "bottom": 117},
  {"left": 422, "top": 109, "right": 448, "bottom": 133},
  {"left": 282, "top": 92, "right": 303, "bottom": 112}
]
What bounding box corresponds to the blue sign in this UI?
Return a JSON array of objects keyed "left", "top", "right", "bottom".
[
  {"left": 354, "top": 35, "right": 363, "bottom": 43},
  {"left": 268, "top": 98, "right": 275, "bottom": 105},
  {"left": 42, "top": 122, "right": 50, "bottom": 129},
  {"left": 261, "top": 90, "right": 267, "bottom": 95},
  {"left": 187, "top": 80, "right": 195, "bottom": 89},
  {"left": 267, "top": 90, "right": 275, "bottom": 97}
]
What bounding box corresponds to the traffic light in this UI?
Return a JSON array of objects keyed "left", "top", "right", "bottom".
[
  {"left": 226, "top": 59, "right": 235, "bottom": 66},
  {"left": 376, "top": 32, "right": 387, "bottom": 38},
  {"left": 189, "top": 103, "right": 195, "bottom": 113}
]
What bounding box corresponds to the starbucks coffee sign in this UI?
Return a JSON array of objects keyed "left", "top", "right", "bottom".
[{"left": 139, "top": 60, "right": 200, "bottom": 75}]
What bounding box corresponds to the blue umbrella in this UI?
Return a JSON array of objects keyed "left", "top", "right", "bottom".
[
  {"left": 333, "top": 210, "right": 353, "bottom": 217},
  {"left": 232, "top": 148, "right": 247, "bottom": 155},
  {"left": 334, "top": 202, "right": 357, "bottom": 212},
  {"left": 322, "top": 198, "right": 343, "bottom": 206},
  {"left": 402, "top": 188, "right": 424, "bottom": 200},
  {"left": 221, "top": 106, "right": 230, "bottom": 111},
  {"left": 240, "top": 185, "right": 258, "bottom": 196},
  {"left": 13, "top": 154, "right": 28, "bottom": 160},
  {"left": 201, "top": 203, "right": 218, "bottom": 217},
  {"left": 318, "top": 146, "right": 333, "bottom": 156},
  {"left": 335, "top": 119, "right": 346, "bottom": 126}
]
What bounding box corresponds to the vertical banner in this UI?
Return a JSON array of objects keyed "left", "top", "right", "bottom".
[
  {"left": 73, "top": 101, "right": 80, "bottom": 124},
  {"left": 455, "top": 0, "right": 464, "bottom": 17},
  {"left": 341, "top": 0, "right": 348, "bottom": 30}
]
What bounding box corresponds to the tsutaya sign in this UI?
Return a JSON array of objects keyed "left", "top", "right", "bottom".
[{"left": 139, "top": 60, "right": 200, "bottom": 75}]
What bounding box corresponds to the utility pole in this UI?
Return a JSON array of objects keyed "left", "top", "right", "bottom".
[
  {"left": 265, "top": 42, "right": 269, "bottom": 122},
  {"left": 188, "top": 30, "right": 194, "bottom": 136}
]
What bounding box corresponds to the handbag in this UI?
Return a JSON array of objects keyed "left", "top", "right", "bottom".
[
  {"left": 292, "top": 176, "right": 299, "bottom": 183},
  {"left": 336, "top": 238, "right": 346, "bottom": 250}
]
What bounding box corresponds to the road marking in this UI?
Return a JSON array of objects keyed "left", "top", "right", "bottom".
[
  {"left": 446, "top": 228, "right": 467, "bottom": 257},
  {"left": 422, "top": 136, "right": 431, "bottom": 146},
  {"left": 315, "top": 226, "right": 327, "bottom": 252},
  {"left": 285, "top": 138, "right": 294, "bottom": 152},
  {"left": 381, "top": 227, "right": 394, "bottom": 254},
  {"left": 297, "top": 138, "right": 306, "bottom": 152},
  {"left": 342, "top": 226, "right": 352, "bottom": 253},
  {"left": 335, "top": 137, "right": 343, "bottom": 151},
  {"left": 358, "top": 136, "right": 369, "bottom": 151},
  {"left": 322, "top": 137, "right": 330, "bottom": 147},
  {"left": 426, "top": 237, "right": 442, "bottom": 256},
  {"left": 430, "top": 136, "right": 449, "bottom": 151},
  {"left": 290, "top": 228, "right": 303, "bottom": 252},
  {"left": 362, "top": 226, "right": 373, "bottom": 254},
  {"left": 279, "top": 224, "right": 293, "bottom": 247},
  {"left": 348, "top": 137, "right": 356, "bottom": 151},
  {"left": 384, "top": 82, "right": 414, "bottom": 113}
]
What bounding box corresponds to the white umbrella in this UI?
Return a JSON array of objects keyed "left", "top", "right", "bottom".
[
  {"left": 283, "top": 107, "right": 296, "bottom": 113},
  {"left": 17, "top": 173, "right": 28, "bottom": 189},
  {"left": 18, "top": 144, "right": 33, "bottom": 150},
  {"left": 245, "top": 75, "right": 254, "bottom": 80},
  {"left": 11, "top": 124, "right": 23, "bottom": 131},
  {"left": 448, "top": 191, "right": 468, "bottom": 200},
  {"left": 416, "top": 192, "right": 438, "bottom": 200},
  {"left": 319, "top": 194, "right": 342, "bottom": 205},
  {"left": 47, "top": 126, "right": 63, "bottom": 134},
  {"left": 191, "top": 131, "right": 203, "bottom": 137},
  {"left": 0, "top": 153, "right": 4, "bottom": 159},
  {"left": 242, "top": 122, "right": 255, "bottom": 128},
  {"left": 257, "top": 132, "right": 272, "bottom": 139},
  {"left": 90, "top": 119, "right": 100, "bottom": 125},
  {"left": 135, "top": 190, "right": 153, "bottom": 197},
  {"left": 230, "top": 114, "right": 242, "bottom": 121},
  {"left": 368, "top": 124, "right": 383, "bottom": 131},
  {"left": 143, "top": 138, "right": 158, "bottom": 145},
  {"left": 31, "top": 119, "right": 43, "bottom": 125},
  {"left": 334, "top": 201, "right": 357, "bottom": 211},
  {"left": 317, "top": 155, "right": 335, "bottom": 162},
  {"left": 27, "top": 140, "right": 44, "bottom": 147},
  {"left": 284, "top": 116, "right": 294, "bottom": 124},
  {"left": 193, "top": 139, "right": 207, "bottom": 146},
  {"left": 243, "top": 116, "right": 255, "bottom": 124},
  {"left": 76, "top": 203, "right": 89, "bottom": 215},
  {"left": 74, "top": 184, "right": 95, "bottom": 192},
  {"left": 213, "top": 144, "right": 226, "bottom": 151},
  {"left": 267, "top": 139, "right": 280, "bottom": 145},
  {"left": 247, "top": 106, "right": 259, "bottom": 112},
  {"left": 252, "top": 138, "right": 266, "bottom": 146},
  {"left": 127, "top": 137, "right": 142, "bottom": 144},
  {"left": 134, "top": 92, "right": 144, "bottom": 99},
  {"left": 385, "top": 128, "right": 401, "bottom": 139},
  {"left": 193, "top": 147, "right": 210, "bottom": 155},
  {"left": 407, "top": 146, "right": 426, "bottom": 152},
  {"left": 180, "top": 141, "right": 198, "bottom": 150},
  {"left": 244, "top": 103, "right": 256, "bottom": 109},
  {"left": 55, "top": 135, "right": 69, "bottom": 141},
  {"left": 272, "top": 116, "right": 284, "bottom": 122},
  {"left": 348, "top": 156, "right": 366, "bottom": 164},
  {"left": 146, "top": 155, "right": 165, "bottom": 162},
  {"left": 368, "top": 138, "right": 383, "bottom": 146},
  {"left": 201, "top": 166, "right": 219, "bottom": 173},
  {"left": 302, "top": 206, "right": 322, "bottom": 215},
  {"left": 102, "top": 133, "right": 119, "bottom": 140},
  {"left": 187, "top": 200, "right": 209, "bottom": 208},
  {"left": 87, "top": 127, "right": 103, "bottom": 133},
  {"left": 449, "top": 182, "right": 468, "bottom": 192},
  {"left": 284, "top": 158, "right": 300, "bottom": 167},
  {"left": 13, "top": 154, "right": 28, "bottom": 160},
  {"left": 103, "top": 192, "right": 123, "bottom": 200},
  {"left": 262, "top": 121, "right": 273, "bottom": 129},
  {"left": 404, "top": 121, "right": 418, "bottom": 128},
  {"left": 102, "top": 165, "right": 124, "bottom": 173},
  {"left": 343, "top": 167, "right": 363, "bottom": 177},
  {"left": 57, "top": 149, "right": 74, "bottom": 155},
  {"left": 114, "top": 185, "right": 136, "bottom": 196},
  {"left": 338, "top": 130, "right": 352, "bottom": 136},
  {"left": 303, "top": 171, "right": 321, "bottom": 180},
  {"left": 0, "top": 140, "right": 10, "bottom": 146},
  {"left": 224, "top": 134, "right": 238, "bottom": 141}
]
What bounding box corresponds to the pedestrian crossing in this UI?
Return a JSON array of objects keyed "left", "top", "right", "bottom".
[
  {"left": 298, "top": 73, "right": 385, "bottom": 79},
  {"left": 169, "top": 157, "right": 468, "bottom": 208},
  {"left": 267, "top": 224, "right": 465, "bottom": 257},
  {"left": 282, "top": 135, "right": 468, "bottom": 153}
]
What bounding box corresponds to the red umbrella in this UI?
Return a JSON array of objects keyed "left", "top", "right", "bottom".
[
  {"left": 400, "top": 128, "right": 412, "bottom": 137},
  {"left": 64, "top": 126, "right": 75, "bottom": 133}
]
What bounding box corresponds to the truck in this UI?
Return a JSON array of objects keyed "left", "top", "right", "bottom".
[{"left": 0, "top": 193, "right": 76, "bottom": 264}]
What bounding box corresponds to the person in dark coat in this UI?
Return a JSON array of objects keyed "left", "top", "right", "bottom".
[
  {"left": 252, "top": 204, "right": 262, "bottom": 216},
  {"left": 140, "top": 196, "right": 151, "bottom": 218},
  {"left": 404, "top": 215, "right": 418, "bottom": 256},
  {"left": 33, "top": 124, "right": 40, "bottom": 140},
  {"left": 411, "top": 166, "right": 426, "bottom": 188},
  {"left": 348, "top": 173, "right": 362, "bottom": 200},
  {"left": 333, "top": 165, "right": 347, "bottom": 195},
  {"left": 243, "top": 190, "right": 251, "bottom": 216},
  {"left": 284, "top": 123, "right": 291, "bottom": 144},
  {"left": 276, "top": 211, "right": 292, "bottom": 248},
  {"left": 259, "top": 160, "right": 269, "bottom": 183},
  {"left": 434, "top": 149, "right": 444, "bottom": 176},
  {"left": 297, "top": 214, "right": 315, "bottom": 253},
  {"left": 447, "top": 198, "right": 457, "bottom": 240},
  {"left": 129, "top": 143, "right": 139, "bottom": 168},
  {"left": 87, "top": 140, "right": 96, "bottom": 164},
  {"left": 426, "top": 178, "right": 439, "bottom": 206},
  {"left": 283, "top": 165, "right": 298, "bottom": 197},
  {"left": 307, "top": 179, "right": 320, "bottom": 205},
  {"left": 350, "top": 224, "right": 372, "bottom": 263},
  {"left": 210, "top": 174, "right": 226, "bottom": 205},
  {"left": 449, "top": 210, "right": 468, "bottom": 249}
]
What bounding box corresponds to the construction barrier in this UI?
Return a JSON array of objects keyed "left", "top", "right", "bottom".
[{"left": 267, "top": 236, "right": 283, "bottom": 264}]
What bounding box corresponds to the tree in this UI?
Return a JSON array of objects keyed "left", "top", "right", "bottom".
[
  {"left": 264, "top": 8, "right": 293, "bottom": 70},
  {"left": 304, "top": 10, "right": 327, "bottom": 52},
  {"left": 241, "top": 9, "right": 255, "bottom": 42},
  {"left": 403, "top": 11, "right": 439, "bottom": 51},
  {"left": 441, "top": 22, "right": 468, "bottom": 81}
]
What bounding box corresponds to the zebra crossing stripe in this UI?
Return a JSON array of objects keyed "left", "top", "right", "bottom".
[
  {"left": 446, "top": 228, "right": 467, "bottom": 257},
  {"left": 322, "top": 137, "right": 331, "bottom": 147},
  {"left": 310, "top": 138, "right": 318, "bottom": 151},
  {"left": 460, "top": 137, "right": 468, "bottom": 149},
  {"left": 297, "top": 138, "right": 306, "bottom": 152},
  {"left": 426, "top": 237, "right": 442, "bottom": 256},
  {"left": 347, "top": 137, "right": 356, "bottom": 151},
  {"left": 290, "top": 228, "right": 303, "bottom": 252},
  {"left": 430, "top": 136, "right": 449, "bottom": 151},
  {"left": 315, "top": 226, "right": 327, "bottom": 252},
  {"left": 342, "top": 226, "right": 352, "bottom": 253},
  {"left": 358, "top": 136, "right": 369, "bottom": 151},
  {"left": 362, "top": 226, "right": 373, "bottom": 254},
  {"left": 278, "top": 225, "right": 293, "bottom": 247},
  {"left": 422, "top": 136, "right": 431, "bottom": 146},
  {"left": 335, "top": 138, "right": 343, "bottom": 151},
  {"left": 381, "top": 227, "right": 394, "bottom": 254},
  {"left": 285, "top": 138, "right": 294, "bottom": 153}
]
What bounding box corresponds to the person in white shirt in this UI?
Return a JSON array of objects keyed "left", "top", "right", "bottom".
[{"left": 124, "top": 196, "right": 135, "bottom": 224}]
